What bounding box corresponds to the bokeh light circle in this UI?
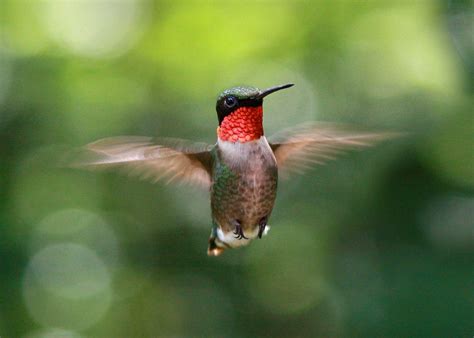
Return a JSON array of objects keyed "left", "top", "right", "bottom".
[
  {"left": 39, "top": 0, "right": 147, "bottom": 58},
  {"left": 23, "top": 243, "right": 112, "bottom": 330},
  {"left": 30, "top": 208, "right": 120, "bottom": 270}
]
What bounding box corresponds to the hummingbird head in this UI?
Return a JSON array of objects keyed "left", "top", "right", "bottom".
[{"left": 215, "top": 83, "right": 294, "bottom": 143}]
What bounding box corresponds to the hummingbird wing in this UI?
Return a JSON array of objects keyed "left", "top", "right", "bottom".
[
  {"left": 69, "top": 136, "right": 213, "bottom": 188},
  {"left": 268, "top": 122, "right": 397, "bottom": 178}
]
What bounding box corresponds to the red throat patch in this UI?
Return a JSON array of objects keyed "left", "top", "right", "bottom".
[{"left": 217, "top": 106, "right": 263, "bottom": 143}]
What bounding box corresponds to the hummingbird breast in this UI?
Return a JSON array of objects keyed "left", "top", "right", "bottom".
[{"left": 211, "top": 137, "right": 278, "bottom": 242}]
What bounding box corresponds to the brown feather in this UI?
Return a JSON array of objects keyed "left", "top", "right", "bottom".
[
  {"left": 268, "top": 122, "right": 399, "bottom": 178},
  {"left": 69, "top": 136, "right": 213, "bottom": 189}
]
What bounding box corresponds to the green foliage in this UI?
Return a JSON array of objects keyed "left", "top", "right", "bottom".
[{"left": 0, "top": 1, "right": 472, "bottom": 337}]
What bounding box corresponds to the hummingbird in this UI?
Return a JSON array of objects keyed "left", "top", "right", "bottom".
[{"left": 73, "top": 83, "right": 392, "bottom": 256}]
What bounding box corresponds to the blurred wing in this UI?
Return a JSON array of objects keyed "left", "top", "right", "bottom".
[
  {"left": 268, "top": 123, "right": 397, "bottom": 178},
  {"left": 69, "top": 136, "right": 214, "bottom": 189}
]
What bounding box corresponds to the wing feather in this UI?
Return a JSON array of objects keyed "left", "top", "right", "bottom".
[
  {"left": 69, "top": 136, "right": 214, "bottom": 189},
  {"left": 268, "top": 122, "right": 398, "bottom": 178}
]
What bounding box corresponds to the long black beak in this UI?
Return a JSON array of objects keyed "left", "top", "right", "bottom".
[{"left": 256, "top": 83, "right": 294, "bottom": 99}]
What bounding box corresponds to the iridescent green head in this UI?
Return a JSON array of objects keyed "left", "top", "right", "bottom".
[{"left": 215, "top": 83, "right": 294, "bottom": 125}]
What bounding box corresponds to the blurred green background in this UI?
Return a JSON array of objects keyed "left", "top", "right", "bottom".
[{"left": 0, "top": 1, "right": 473, "bottom": 337}]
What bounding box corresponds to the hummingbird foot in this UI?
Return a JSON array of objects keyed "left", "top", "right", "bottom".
[
  {"left": 233, "top": 220, "right": 248, "bottom": 240},
  {"left": 258, "top": 216, "right": 268, "bottom": 239}
]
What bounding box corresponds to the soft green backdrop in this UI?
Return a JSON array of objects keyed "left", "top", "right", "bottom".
[{"left": 0, "top": 1, "right": 472, "bottom": 337}]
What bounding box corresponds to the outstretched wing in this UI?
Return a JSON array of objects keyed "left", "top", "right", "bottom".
[
  {"left": 268, "top": 122, "right": 398, "bottom": 178},
  {"left": 68, "top": 136, "right": 214, "bottom": 189}
]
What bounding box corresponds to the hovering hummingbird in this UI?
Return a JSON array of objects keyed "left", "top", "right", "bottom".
[{"left": 73, "top": 83, "right": 392, "bottom": 256}]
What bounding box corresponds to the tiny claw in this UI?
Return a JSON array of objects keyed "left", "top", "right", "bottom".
[
  {"left": 233, "top": 220, "right": 248, "bottom": 240},
  {"left": 233, "top": 228, "right": 240, "bottom": 239}
]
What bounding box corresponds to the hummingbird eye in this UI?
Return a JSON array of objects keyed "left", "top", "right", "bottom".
[{"left": 224, "top": 96, "right": 237, "bottom": 108}]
